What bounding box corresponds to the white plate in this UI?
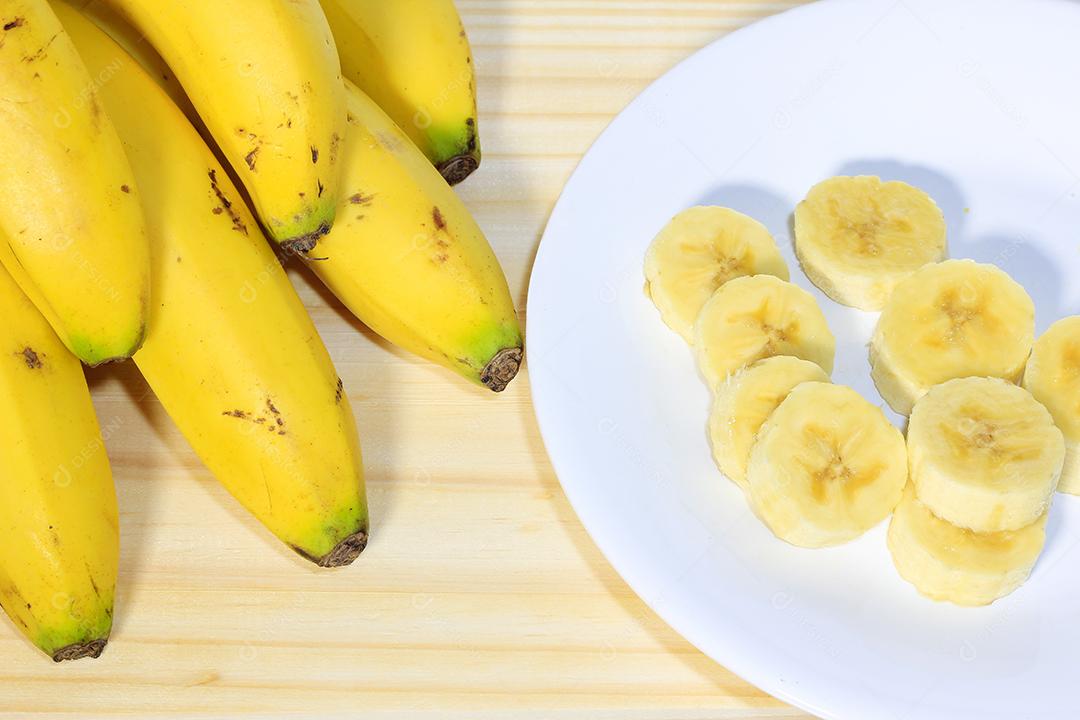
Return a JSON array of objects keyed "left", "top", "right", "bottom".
[{"left": 527, "top": 1, "right": 1080, "bottom": 718}]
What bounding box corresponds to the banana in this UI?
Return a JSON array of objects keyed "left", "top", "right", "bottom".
[
  {"left": 794, "top": 176, "right": 947, "bottom": 310},
  {"left": 645, "top": 206, "right": 790, "bottom": 343},
  {"left": 319, "top": 0, "right": 481, "bottom": 184},
  {"left": 907, "top": 376, "right": 1063, "bottom": 533},
  {"left": 298, "top": 81, "right": 523, "bottom": 392},
  {"left": 56, "top": 2, "right": 368, "bottom": 566},
  {"left": 0, "top": 0, "right": 149, "bottom": 365},
  {"left": 708, "top": 356, "right": 830, "bottom": 489},
  {"left": 746, "top": 382, "right": 907, "bottom": 548},
  {"left": 694, "top": 275, "right": 835, "bottom": 391},
  {"left": 870, "top": 259, "right": 1035, "bottom": 415},
  {"left": 72, "top": 0, "right": 190, "bottom": 113},
  {"left": 75, "top": 0, "right": 348, "bottom": 249},
  {"left": 888, "top": 484, "right": 1046, "bottom": 606},
  {"left": 72, "top": 3, "right": 523, "bottom": 392},
  {"left": 1023, "top": 317, "right": 1080, "bottom": 494},
  {"left": 0, "top": 260, "right": 118, "bottom": 661}
]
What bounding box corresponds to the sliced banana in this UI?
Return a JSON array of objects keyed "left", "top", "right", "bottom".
[
  {"left": 694, "top": 275, "right": 835, "bottom": 390},
  {"left": 870, "top": 259, "right": 1035, "bottom": 415},
  {"left": 709, "top": 356, "right": 830, "bottom": 489},
  {"left": 644, "top": 206, "right": 790, "bottom": 342},
  {"left": 746, "top": 382, "right": 907, "bottom": 548},
  {"left": 1023, "top": 317, "right": 1080, "bottom": 495},
  {"left": 908, "top": 377, "right": 1063, "bottom": 533},
  {"left": 888, "top": 484, "right": 1046, "bottom": 607},
  {"left": 794, "top": 176, "right": 947, "bottom": 310}
]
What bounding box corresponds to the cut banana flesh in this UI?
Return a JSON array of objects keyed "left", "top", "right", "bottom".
[
  {"left": 746, "top": 382, "right": 907, "bottom": 548},
  {"left": 694, "top": 275, "right": 835, "bottom": 390},
  {"left": 870, "top": 259, "right": 1035, "bottom": 415},
  {"left": 645, "top": 206, "right": 789, "bottom": 343},
  {"left": 888, "top": 484, "right": 1046, "bottom": 606},
  {"left": 709, "top": 356, "right": 830, "bottom": 489},
  {"left": 794, "top": 176, "right": 947, "bottom": 310},
  {"left": 908, "top": 377, "right": 1063, "bottom": 533},
  {"left": 1023, "top": 316, "right": 1080, "bottom": 494}
]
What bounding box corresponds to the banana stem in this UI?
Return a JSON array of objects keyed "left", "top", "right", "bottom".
[
  {"left": 481, "top": 348, "right": 523, "bottom": 393},
  {"left": 293, "top": 530, "right": 369, "bottom": 568},
  {"left": 52, "top": 638, "right": 108, "bottom": 663},
  {"left": 438, "top": 154, "right": 480, "bottom": 186}
]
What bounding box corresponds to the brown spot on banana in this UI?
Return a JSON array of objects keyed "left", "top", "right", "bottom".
[
  {"left": 329, "top": 133, "right": 341, "bottom": 163},
  {"left": 208, "top": 169, "right": 248, "bottom": 235},
  {"left": 21, "top": 32, "right": 57, "bottom": 63},
  {"left": 18, "top": 347, "right": 42, "bottom": 368},
  {"left": 222, "top": 401, "right": 287, "bottom": 435}
]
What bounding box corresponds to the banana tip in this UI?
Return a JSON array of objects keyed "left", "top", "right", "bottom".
[
  {"left": 52, "top": 638, "right": 107, "bottom": 663},
  {"left": 481, "top": 347, "right": 523, "bottom": 393},
  {"left": 438, "top": 154, "right": 480, "bottom": 185},
  {"left": 294, "top": 531, "right": 368, "bottom": 568},
  {"left": 281, "top": 222, "right": 332, "bottom": 256}
]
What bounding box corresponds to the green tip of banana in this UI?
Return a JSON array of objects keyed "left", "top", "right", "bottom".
[{"left": 435, "top": 120, "right": 481, "bottom": 185}]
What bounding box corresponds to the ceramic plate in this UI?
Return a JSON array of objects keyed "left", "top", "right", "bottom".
[{"left": 527, "top": 1, "right": 1080, "bottom": 717}]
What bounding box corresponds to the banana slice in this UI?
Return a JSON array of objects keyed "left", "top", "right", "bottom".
[
  {"left": 908, "top": 377, "right": 1064, "bottom": 533},
  {"left": 888, "top": 484, "right": 1046, "bottom": 606},
  {"left": 644, "top": 207, "right": 789, "bottom": 342},
  {"left": 1024, "top": 317, "right": 1080, "bottom": 494},
  {"left": 694, "top": 275, "right": 835, "bottom": 390},
  {"left": 870, "top": 259, "right": 1035, "bottom": 415},
  {"left": 794, "top": 176, "right": 947, "bottom": 310},
  {"left": 746, "top": 382, "right": 907, "bottom": 548},
  {"left": 709, "top": 356, "right": 830, "bottom": 489}
]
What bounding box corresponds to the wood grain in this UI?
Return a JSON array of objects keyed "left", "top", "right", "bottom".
[{"left": 0, "top": 1, "right": 817, "bottom": 718}]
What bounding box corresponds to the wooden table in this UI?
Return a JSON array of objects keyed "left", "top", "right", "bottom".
[{"left": 0, "top": 2, "right": 817, "bottom": 717}]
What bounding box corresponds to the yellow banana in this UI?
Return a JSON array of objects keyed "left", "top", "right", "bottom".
[
  {"left": 0, "top": 0, "right": 149, "bottom": 365},
  {"left": 304, "top": 81, "right": 521, "bottom": 391},
  {"left": 320, "top": 0, "right": 481, "bottom": 184},
  {"left": 75, "top": 0, "right": 348, "bottom": 249},
  {"left": 0, "top": 260, "right": 118, "bottom": 662},
  {"left": 71, "top": 0, "right": 191, "bottom": 115},
  {"left": 56, "top": 2, "right": 368, "bottom": 565},
  {"left": 75, "top": 4, "right": 522, "bottom": 391}
]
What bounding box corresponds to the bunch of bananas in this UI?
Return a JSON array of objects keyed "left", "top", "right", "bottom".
[
  {"left": 646, "top": 175, "right": 1080, "bottom": 606},
  {"left": 0, "top": 0, "right": 521, "bottom": 662}
]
